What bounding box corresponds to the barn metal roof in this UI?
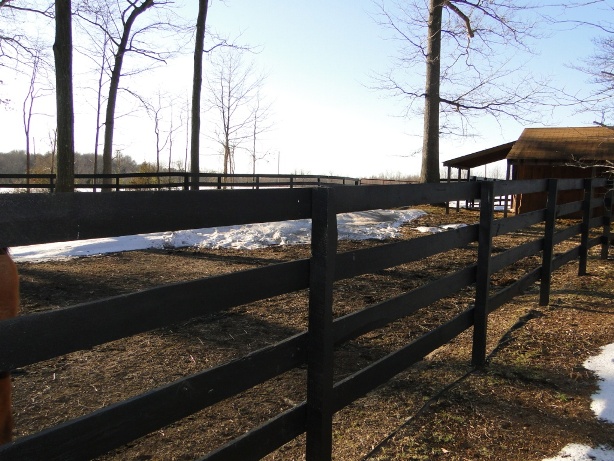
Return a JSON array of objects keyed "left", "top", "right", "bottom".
[
  {"left": 507, "top": 126, "right": 614, "bottom": 162},
  {"left": 442, "top": 141, "right": 515, "bottom": 169}
]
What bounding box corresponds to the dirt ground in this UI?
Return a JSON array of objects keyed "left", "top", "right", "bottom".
[{"left": 9, "top": 205, "right": 614, "bottom": 460}]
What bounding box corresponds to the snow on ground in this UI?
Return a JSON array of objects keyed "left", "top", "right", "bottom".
[
  {"left": 8, "top": 207, "right": 614, "bottom": 460},
  {"left": 544, "top": 344, "right": 614, "bottom": 460},
  {"left": 11, "top": 209, "right": 426, "bottom": 263}
]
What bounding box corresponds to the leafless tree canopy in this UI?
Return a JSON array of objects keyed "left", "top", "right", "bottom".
[
  {"left": 205, "top": 48, "right": 267, "bottom": 177},
  {"left": 375, "top": 0, "right": 552, "bottom": 135}
]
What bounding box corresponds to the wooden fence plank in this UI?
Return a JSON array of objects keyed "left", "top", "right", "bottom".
[
  {"left": 540, "top": 179, "right": 559, "bottom": 306},
  {"left": 493, "top": 179, "right": 548, "bottom": 197},
  {"left": 200, "top": 404, "right": 307, "bottom": 461},
  {"left": 334, "top": 182, "right": 480, "bottom": 213},
  {"left": 306, "top": 188, "right": 337, "bottom": 461},
  {"left": 558, "top": 200, "right": 583, "bottom": 218},
  {"left": 493, "top": 210, "right": 546, "bottom": 237},
  {"left": 333, "top": 308, "right": 474, "bottom": 412},
  {"left": 0, "top": 189, "right": 312, "bottom": 247},
  {"left": 472, "top": 182, "right": 495, "bottom": 367},
  {"left": 488, "top": 266, "right": 542, "bottom": 313},
  {"left": 333, "top": 266, "right": 476, "bottom": 345},
  {"left": 0, "top": 334, "right": 307, "bottom": 461},
  {"left": 602, "top": 190, "right": 612, "bottom": 260},
  {"left": 0, "top": 260, "right": 310, "bottom": 371},
  {"left": 490, "top": 239, "right": 543, "bottom": 274},
  {"left": 335, "top": 224, "right": 478, "bottom": 280},
  {"left": 579, "top": 179, "right": 593, "bottom": 275}
]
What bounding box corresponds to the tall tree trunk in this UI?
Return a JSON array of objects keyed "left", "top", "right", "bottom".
[
  {"left": 101, "top": 0, "right": 154, "bottom": 189},
  {"left": 53, "top": 0, "right": 75, "bottom": 193},
  {"left": 420, "top": 0, "right": 444, "bottom": 184},
  {"left": 190, "top": 0, "right": 209, "bottom": 190}
]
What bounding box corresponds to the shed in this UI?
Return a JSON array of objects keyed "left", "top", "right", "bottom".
[
  {"left": 443, "top": 127, "right": 613, "bottom": 215},
  {"left": 507, "top": 127, "right": 614, "bottom": 214}
]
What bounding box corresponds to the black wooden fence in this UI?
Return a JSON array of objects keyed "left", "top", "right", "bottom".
[
  {"left": 0, "top": 178, "right": 611, "bottom": 460},
  {"left": 0, "top": 172, "right": 360, "bottom": 192}
]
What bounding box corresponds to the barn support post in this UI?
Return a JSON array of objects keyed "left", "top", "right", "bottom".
[
  {"left": 540, "top": 179, "right": 559, "bottom": 306},
  {"left": 471, "top": 181, "right": 495, "bottom": 367},
  {"left": 579, "top": 178, "right": 593, "bottom": 276},
  {"left": 306, "top": 187, "right": 337, "bottom": 461},
  {"left": 602, "top": 187, "right": 612, "bottom": 260}
]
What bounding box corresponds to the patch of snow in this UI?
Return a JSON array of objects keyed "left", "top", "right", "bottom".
[
  {"left": 543, "top": 344, "right": 614, "bottom": 460},
  {"left": 414, "top": 223, "right": 467, "bottom": 234},
  {"left": 11, "top": 209, "right": 426, "bottom": 262},
  {"left": 543, "top": 444, "right": 614, "bottom": 461}
]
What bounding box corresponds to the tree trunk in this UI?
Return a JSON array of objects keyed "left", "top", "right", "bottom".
[
  {"left": 53, "top": 0, "right": 75, "bottom": 193},
  {"left": 101, "top": 0, "right": 154, "bottom": 189},
  {"left": 420, "top": 0, "right": 444, "bottom": 184},
  {"left": 190, "top": 0, "right": 209, "bottom": 190}
]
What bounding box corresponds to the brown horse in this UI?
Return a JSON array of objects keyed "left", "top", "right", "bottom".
[{"left": 0, "top": 248, "right": 19, "bottom": 445}]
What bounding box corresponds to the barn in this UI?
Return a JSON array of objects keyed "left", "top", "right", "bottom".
[{"left": 443, "top": 126, "right": 614, "bottom": 214}]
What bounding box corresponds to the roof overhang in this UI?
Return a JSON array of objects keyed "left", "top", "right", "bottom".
[{"left": 443, "top": 141, "right": 515, "bottom": 169}]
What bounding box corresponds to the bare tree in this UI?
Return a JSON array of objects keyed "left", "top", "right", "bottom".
[
  {"left": 248, "top": 89, "right": 273, "bottom": 176},
  {"left": 22, "top": 50, "right": 42, "bottom": 184},
  {"left": 374, "top": 0, "right": 552, "bottom": 183},
  {"left": 206, "top": 48, "right": 265, "bottom": 179},
  {"left": 190, "top": 0, "right": 209, "bottom": 189},
  {"left": 569, "top": 3, "right": 614, "bottom": 123},
  {"left": 140, "top": 90, "right": 181, "bottom": 181},
  {"left": 76, "top": 0, "right": 189, "bottom": 188},
  {"left": 53, "top": 0, "right": 74, "bottom": 192}
]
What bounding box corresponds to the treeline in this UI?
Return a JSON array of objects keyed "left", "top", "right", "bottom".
[{"left": 0, "top": 151, "right": 185, "bottom": 175}]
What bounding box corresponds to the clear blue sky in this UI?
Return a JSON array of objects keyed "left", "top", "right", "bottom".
[{"left": 0, "top": 1, "right": 609, "bottom": 178}]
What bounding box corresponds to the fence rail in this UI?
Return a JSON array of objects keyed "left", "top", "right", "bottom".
[
  {"left": 0, "top": 178, "right": 612, "bottom": 460},
  {"left": 0, "top": 172, "right": 362, "bottom": 192}
]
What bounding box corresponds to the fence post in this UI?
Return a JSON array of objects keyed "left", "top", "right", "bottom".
[
  {"left": 49, "top": 174, "right": 55, "bottom": 193},
  {"left": 579, "top": 178, "right": 593, "bottom": 276},
  {"left": 471, "top": 181, "right": 495, "bottom": 367},
  {"left": 540, "top": 179, "right": 559, "bottom": 306},
  {"left": 306, "top": 187, "right": 337, "bottom": 461},
  {"left": 602, "top": 187, "right": 612, "bottom": 260}
]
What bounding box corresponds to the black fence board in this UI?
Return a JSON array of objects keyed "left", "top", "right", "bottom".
[
  {"left": 589, "top": 216, "right": 605, "bottom": 229},
  {"left": 335, "top": 182, "right": 480, "bottom": 213},
  {"left": 493, "top": 179, "right": 548, "bottom": 197},
  {"left": 558, "top": 201, "right": 583, "bottom": 218},
  {"left": 552, "top": 246, "right": 581, "bottom": 271},
  {"left": 494, "top": 210, "right": 545, "bottom": 237},
  {"left": 0, "top": 334, "right": 307, "bottom": 461},
  {"left": 0, "top": 260, "right": 310, "bottom": 371},
  {"left": 335, "top": 224, "right": 478, "bottom": 280},
  {"left": 200, "top": 404, "right": 307, "bottom": 461},
  {"left": 554, "top": 223, "right": 583, "bottom": 245},
  {"left": 556, "top": 178, "right": 585, "bottom": 191},
  {"left": 488, "top": 266, "right": 542, "bottom": 313},
  {"left": 588, "top": 235, "right": 603, "bottom": 249},
  {"left": 333, "top": 308, "right": 474, "bottom": 411},
  {"left": 490, "top": 239, "right": 543, "bottom": 274},
  {"left": 0, "top": 189, "right": 312, "bottom": 247},
  {"left": 333, "top": 266, "right": 476, "bottom": 345}
]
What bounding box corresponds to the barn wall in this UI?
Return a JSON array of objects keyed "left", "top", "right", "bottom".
[{"left": 513, "top": 164, "right": 607, "bottom": 215}]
